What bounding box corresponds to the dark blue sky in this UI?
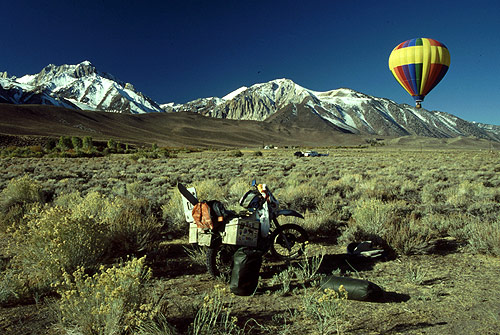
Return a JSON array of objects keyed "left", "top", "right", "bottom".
[{"left": 3, "top": 0, "right": 500, "bottom": 125}]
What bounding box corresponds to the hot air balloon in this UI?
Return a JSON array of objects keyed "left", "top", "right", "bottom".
[{"left": 388, "top": 38, "right": 450, "bottom": 108}]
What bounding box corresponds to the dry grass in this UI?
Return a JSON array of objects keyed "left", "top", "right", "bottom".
[{"left": 0, "top": 148, "right": 499, "bottom": 333}]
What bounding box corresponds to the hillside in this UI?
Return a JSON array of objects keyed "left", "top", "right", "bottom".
[{"left": 0, "top": 104, "right": 368, "bottom": 148}]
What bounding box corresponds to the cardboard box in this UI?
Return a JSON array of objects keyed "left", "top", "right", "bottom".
[
  {"left": 197, "top": 231, "right": 213, "bottom": 246},
  {"left": 222, "top": 217, "right": 259, "bottom": 247},
  {"left": 188, "top": 222, "right": 199, "bottom": 243}
]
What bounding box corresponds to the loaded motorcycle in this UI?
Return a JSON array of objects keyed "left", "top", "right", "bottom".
[{"left": 179, "top": 180, "right": 309, "bottom": 279}]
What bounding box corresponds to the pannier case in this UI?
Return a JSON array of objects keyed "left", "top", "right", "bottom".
[{"left": 222, "top": 216, "right": 260, "bottom": 247}]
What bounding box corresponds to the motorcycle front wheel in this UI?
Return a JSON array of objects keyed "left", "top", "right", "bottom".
[{"left": 269, "top": 223, "right": 308, "bottom": 260}]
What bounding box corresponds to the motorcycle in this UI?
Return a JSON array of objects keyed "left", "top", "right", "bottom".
[{"left": 179, "top": 180, "right": 309, "bottom": 279}]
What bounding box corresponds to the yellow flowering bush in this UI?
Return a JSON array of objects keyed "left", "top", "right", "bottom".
[
  {"left": 7, "top": 204, "right": 108, "bottom": 293},
  {"left": 2, "top": 189, "right": 163, "bottom": 301},
  {"left": 57, "top": 256, "right": 157, "bottom": 335},
  {"left": 302, "top": 286, "right": 348, "bottom": 335}
]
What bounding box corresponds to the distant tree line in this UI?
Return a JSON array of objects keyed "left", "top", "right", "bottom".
[{"left": 0, "top": 136, "right": 181, "bottom": 159}]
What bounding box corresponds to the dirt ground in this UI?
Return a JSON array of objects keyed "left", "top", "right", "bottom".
[{"left": 2, "top": 236, "right": 499, "bottom": 335}]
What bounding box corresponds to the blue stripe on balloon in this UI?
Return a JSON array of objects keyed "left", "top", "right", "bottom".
[{"left": 407, "top": 63, "right": 418, "bottom": 95}]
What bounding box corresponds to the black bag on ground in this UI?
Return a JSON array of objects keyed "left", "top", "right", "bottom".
[
  {"left": 229, "top": 247, "right": 263, "bottom": 296},
  {"left": 320, "top": 275, "right": 383, "bottom": 301}
]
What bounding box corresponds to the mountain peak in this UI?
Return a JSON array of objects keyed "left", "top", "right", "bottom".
[
  {"left": 74, "top": 61, "right": 97, "bottom": 78},
  {"left": 1, "top": 62, "right": 164, "bottom": 114},
  {"left": 79, "top": 60, "right": 93, "bottom": 66}
]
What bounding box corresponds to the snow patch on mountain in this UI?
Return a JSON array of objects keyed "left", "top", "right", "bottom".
[{"left": 223, "top": 86, "right": 248, "bottom": 100}]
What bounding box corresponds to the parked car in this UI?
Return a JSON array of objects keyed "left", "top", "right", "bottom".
[
  {"left": 294, "top": 150, "right": 329, "bottom": 157},
  {"left": 303, "top": 151, "right": 319, "bottom": 157}
]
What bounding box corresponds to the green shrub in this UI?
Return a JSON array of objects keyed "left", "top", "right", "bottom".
[
  {"left": 107, "top": 198, "right": 162, "bottom": 257},
  {"left": 421, "top": 181, "right": 450, "bottom": 205},
  {"left": 44, "top": 138, "right": 58, "bottom": 150},
  {"left": 107, "top": 139, "right": 117, "bottom": 151},
  {"left": 339, "top": 199, "right": 430, "bottom": 254},
  {"left": 3, "top": 190, "right": 164, "bottom": 299},
  {"left": 301, "top": 286, "right": 348, "bottom": 335},
  {"left": 463, "top": 215, "right": 500, "bottom": 256},
  {"left": 342, "top": 198, "right": 403, "bottom": 240},
  {"left": 279, "top": 182, "right": 322, "bottom": 212},
  {"left": 303, "top": 196, "right": 346, "bottom": 234},
  {"left": 71, "top": 136, "right": 83, "bottom": 150},
  {"left": 385, "top": 215, "right": 436, "bottom": 255},
  {"left": 230, "top": 150, "right": 243, "bottom": 157},
  {"left": 329, "top": 173, "right": 363, "bottom": 199},
  {"left": 0, "top": 175, "right": 43, "bottom": 213},
  {"left": 194, "top": 179, "right": 229, "bottom": 202},
  {"left": 58, "top": 136, "right": 73, "bottom": 151},
  {"left": 137, "top": 313, "right": 178, "bottom": 335},
  {"left": 56, "top": 191, "right": 162, "bottom": 256},
  {"left": 0, "top": 266, "right": 25, "bottom": 305},
  {"left": 228, "top": 178, "right": 252, "bottom": 204},
  {"left": 56, "top": 257, "right": 157, "bottom": 335},
  {"left": 161, "top": 192, "right": 186, "bottom": 236},
  {"left": 82, "top": 136, "right": 94, "bottom": 151},
  {"left": 357, "top": 177, "right": 398, "bottom": 201},
  {"left": 0, "top": 175, "right": 43, "bottom": 231}
]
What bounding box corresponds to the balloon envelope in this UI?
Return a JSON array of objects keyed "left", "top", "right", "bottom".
[{"left": 388, "top": 38, "right": 450, "bottom": 107}]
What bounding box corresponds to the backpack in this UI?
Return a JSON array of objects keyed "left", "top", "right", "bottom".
[
  {"left": 192, "top": 200, "right": 227, "bottom": 230},
  {"left": 239, "top": 190, "right": 263, "bottom": 209},
  {"left": 192, "top": 202, "right": 213, "bottom": 229}
]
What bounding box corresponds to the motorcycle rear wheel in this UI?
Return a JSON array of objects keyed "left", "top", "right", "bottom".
[{"left": 206, "top": 243, "right": 238, "bottom": 280}]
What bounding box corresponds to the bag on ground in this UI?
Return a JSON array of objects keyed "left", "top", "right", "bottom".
[
  {"left": 229, "top": 247, "right": 263, "bottom": 296},
  {"left": 320, "top": 275, "right": 383, "bottom": 301}
]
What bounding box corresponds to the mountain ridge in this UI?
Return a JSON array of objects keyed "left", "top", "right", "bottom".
[
  {"left": 1, "top": 62, "right": 499, "bottom": 142},
  {"left": 164, "top": 79, "right": 500, "bottom": 141}
]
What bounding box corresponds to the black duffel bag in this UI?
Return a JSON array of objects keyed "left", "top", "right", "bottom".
[
  {"left": 229, "top": 247, "right": 263, "bottom": 296},
  {"left": 320, "top": 275, "right": 383, "bottom": 301}
]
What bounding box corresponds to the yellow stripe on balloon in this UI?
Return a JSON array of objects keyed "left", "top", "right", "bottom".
[
  {"left": 420, "top": 38, "right": 431, "bottom": 95},
  {"left": 388, "top": 45, "right": 450, "bottom": 69}
]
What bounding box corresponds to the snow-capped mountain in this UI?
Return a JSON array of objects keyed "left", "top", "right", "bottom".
[
  {"left": 1, "top": 63, "right": 499, "bottom": 141},
  {"left": 0, "top": 61, "right": 163, "bottom": 114},
  {"left": 163, "top": 78, "right": 500, "bottom": 141},
  {"left": 472, "top": 122, "right": 500, "bottom": 138}
]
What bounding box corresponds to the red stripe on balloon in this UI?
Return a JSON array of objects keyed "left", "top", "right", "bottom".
[
  {"left": 394, "top": 66, "right": 415, "bottom": 95},
  {"left": 422, "top": 63, "right": 448, "bottom": 96}
]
